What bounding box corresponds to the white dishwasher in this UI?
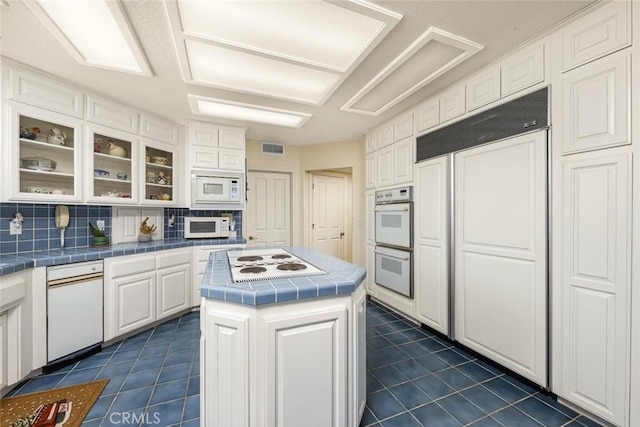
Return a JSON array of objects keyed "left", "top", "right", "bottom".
[{"left": 47, "top": 260, "right": 104, "bottom": 363}]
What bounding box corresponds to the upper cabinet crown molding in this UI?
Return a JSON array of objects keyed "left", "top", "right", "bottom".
[
  {"left": 500, "top": 43, "right": 545, "bottom": 97},
  {"left": 86, "top": 95, "right": 138, "bottom": 134},
  {"left": 5, "top": 64, "right": 84, "bottom": 119},
  {"left": 562, "top": 1, "right": 631, "bottom": 72}
]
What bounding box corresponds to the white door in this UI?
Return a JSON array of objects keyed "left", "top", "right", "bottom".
[
  {"left": 454, "top": 131, "right": 547, "bottom": 386},
  {"left": 247, "top": 171, "right": 291, "bottom": 247},
  {"left": 311, "top": 173, "right": 345, "bottom": 259}
]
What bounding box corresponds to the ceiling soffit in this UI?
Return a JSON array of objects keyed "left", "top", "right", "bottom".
[
  {"left": 342, "top": 27, "right": 484, "bottom": 116},
  {"left": 164, "top": 0, "right": 402, "bottom": 106}
]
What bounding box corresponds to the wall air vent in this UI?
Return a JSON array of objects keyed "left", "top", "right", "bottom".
[{"left": 261, "top": 142, "right": 285, "bottom": 156}]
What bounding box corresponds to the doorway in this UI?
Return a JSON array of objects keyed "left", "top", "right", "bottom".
[
  {"left": 308, "top": 170, "right": 352, "bottom": 261},
  {"left": 246, "top": 170, "right": 292, "bottom": 247}
]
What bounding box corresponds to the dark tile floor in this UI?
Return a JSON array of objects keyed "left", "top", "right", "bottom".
[{"left": 6, "top": 300, "right": 602, "bottom": 427}]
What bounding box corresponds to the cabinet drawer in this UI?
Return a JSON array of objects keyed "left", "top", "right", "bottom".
[
  {"left": 562, "top": 1, "right": 630, "bottom": 72},
  {"left": 157, "top": 250, "right": 191, "bottom": 269},
  {"left": 139, "top": 115, "right": 179, "bottom": 145},
  {"left": 0, "top": 275, "right": 26, "bottom": 311},
  {"left": 87, "top": 96, "right": 138, "bottom": 134},
  {"left": 7, "top": 66, "right": 84, "bottom": 119},
  {"left": 109, "top": 256, "right": 156, "bottom": 279}
]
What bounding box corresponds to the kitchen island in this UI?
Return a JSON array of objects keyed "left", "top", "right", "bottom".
[{"left": 200, "top": 247, "right": 367, "bottom": 427}]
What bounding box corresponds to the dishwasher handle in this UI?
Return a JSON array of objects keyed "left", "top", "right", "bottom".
[{"left": 48, "top": 272, "right": 104, "bottom": 289}]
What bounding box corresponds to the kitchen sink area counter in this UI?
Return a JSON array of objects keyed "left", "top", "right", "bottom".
[
  {"left": 200, "top": 247, "right": 367, "bottom": 427},
  {"left": 201, "top": 246, "right": 366, "bottom": 305}
]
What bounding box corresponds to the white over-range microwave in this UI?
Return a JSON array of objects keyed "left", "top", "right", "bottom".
[
  {"left": 184, "top": 217, "right": 230, "bottom": 239},
  {"left": 191, "top": 173, "right": 244, "bottom": 210}
]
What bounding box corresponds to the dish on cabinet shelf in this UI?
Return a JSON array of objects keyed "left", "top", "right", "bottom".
[
  {"left": 94, "top": 168, "right": 110, "bottom": 177},
  {"left": 20, "top": 156, "right": 57, "bottom": 171},
  {"left": 116, "top": 171, "right": 127, "bottom": 180},
  {"left": 106, "top": 141, "right": 128, "bottom": 158},
  {"left": 47, "top": 128, "right": 67, "bottom": 146},
  {"left": 20, "top": 127, "right": 40, "bottom": 140},
  {"left": 151, "top": 156, "right": 168, "bottom": 165}
]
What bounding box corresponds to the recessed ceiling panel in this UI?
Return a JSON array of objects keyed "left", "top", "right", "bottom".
[
  {"left": 177, "top": 0, "right": 387, "bottom": 72},
  {"left": 186, "top": 41, "right": 340, "bottom": 105},
  {"left": 342, "top": 27, "right": 483, "bottom": 116}
]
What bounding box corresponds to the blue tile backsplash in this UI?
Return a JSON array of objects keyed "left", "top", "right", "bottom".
[{"left": 0, "top": 202, "right": 243, "bottom": 255}]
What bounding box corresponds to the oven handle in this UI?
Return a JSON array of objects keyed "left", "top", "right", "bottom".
[
  {"left": 374, "top": 206, "right": 410, "bottom": 212},
  {"left": 374, "top": 250, "right": 410, "bottom": 261}
]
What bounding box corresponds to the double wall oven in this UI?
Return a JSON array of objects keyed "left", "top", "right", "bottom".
[{"left": 374, "top": 186, "right": 413, "bottom": 298}]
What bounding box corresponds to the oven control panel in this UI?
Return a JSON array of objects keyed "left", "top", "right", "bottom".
[{"left": 375, "top": 186, "right": 412, "bottom": 204}]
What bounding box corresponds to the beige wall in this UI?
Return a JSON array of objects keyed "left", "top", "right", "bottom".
[{"left": 245, "top": 138, "right": 366, "bottom": 267}]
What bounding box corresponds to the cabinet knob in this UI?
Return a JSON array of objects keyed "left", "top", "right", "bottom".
[{"left": 249, "top": 235, "right": 257, "bottom": 240}]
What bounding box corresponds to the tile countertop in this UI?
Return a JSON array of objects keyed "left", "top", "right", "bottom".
[
  {"left": 0, "top": 237, "right": 246, "bottom": 276},
  {"left": 201, "top": 247, "right": 366, "bottom": 306}
]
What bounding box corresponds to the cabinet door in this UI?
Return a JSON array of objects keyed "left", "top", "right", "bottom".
[
  {"left": 466, "top": 67, "right": 500, "bottom": 111},
  {"left": 365, "top": 133, "right": 377, "bottom": 154},
  {"left": 562, "top": 53, "right": 630, "bottom": 155},
  {"left": 113, "top": 272, "right": 156, "bottom": 337},
  {"left": 365, "top": 191, "right": 375, "bottom": 245},
  {"left": 188, "top": 122, "right": 219, "bottom": 147},
  {"left": 86, "top": 95, "right": 138, "bottom": 134},
  {"left": 560, "top": 151, "right": 631, "bottom": 425},
  {"left": 7, "top": 65, "right": 84, "bottom": 118},
  {"left": 376, "top": 145, "right": 393, "bottom": 188},
  {"left": 439, "top": 86, "right": 465, "bottom": 123},
  {"left": 366, "top": 245, "right": 375, "bottom": 295},
  {"left": 265, "top": 307, "right": 348, "bottom": 427},
  {"left": 86, "top": 124, "right": 137, "bottom": 204},
  {"left": 190, "top": 146, "right": 219, "bottom": 169},
  {"left": 392, "top": 138, "right": 413, "bottom": 184},
  {"left": 376, "top": 124, "right": 393, "bottom": 149},
  {"left": 139, "top": 114, "right": 179, "bottom": 145},
  {"left": 0, "top": 313, "right": 6, "bottom": 391},
  {"left": 393, "top": 113, "right": 413, "bottom": 142},
  {"left": 454, "top": 131, "right": 547, "bottom": 386},
  {"left": 218, "top": 148, "right": 245, "bottom": 171},
  {"left": 141, "top": 138, "right": 177, "bottom": 205},
  {"left": 415, "top": 98, "right": 439, "bottom": 133},
  {"left": 8, "top": 104, "right": 83, "bottom": 202},
  {"left": 562, "top": 1, "right": 630, "bottom": 71},
  {"left": 365, "top": 153, "right": 376, "bottom": 189},
  {"left": 218, "top": 127, "right": 245, "bottom": 149},
  {"left": 350, "top": 286, "right": 366, "bottom": 427},
  {"left": 415, "top": 156, "right": 449, "bottom": 335},
  {"left": 501, "top": 44, "right": 544, "bottom": 97},
  {"left": 157, "top": 264, "right": 190, "bottom": 319}
]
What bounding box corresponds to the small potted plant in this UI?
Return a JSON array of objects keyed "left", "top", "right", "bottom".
[
  {"left": 138, "top": 217, "right": 157, "bottom": 242},
  {"left": 89, "top": 222, "right": 108, "bottom": 246}
]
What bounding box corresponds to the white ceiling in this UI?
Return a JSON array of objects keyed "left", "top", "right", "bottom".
[{"left": 1, "top": 0, "right": 594, "bottom": 146}]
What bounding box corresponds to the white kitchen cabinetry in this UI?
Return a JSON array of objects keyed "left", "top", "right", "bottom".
[
  {"left": 156, "top": 249, "right": 191, "bottom": 319},
  {"left": 501, "top": 44, "right": 544, "bottom": 97},
  {"left": 562, "top": 52, "right": 630, "bottom": 155},
  {"left": 366, "top": 191, "right": 375, "bottom": 245},
  {"left": 141, "top": 138, "right": 178, "bottom": 205},
  {"left": 0, "top": 270, "right": 34, "bottom": 390},
  {"left": 392, "top": 137, "right": 413, "bottom": 184},
  {"left": 561, "top": 1, "right": 631, "bottom": 72},
  {"left": 376, "top": 145, "right": 393, "bottom": 188},
  {"left": 5, "top": 64, "right": 84, "bottom": 119},
  {"left": 365, "top": 133, "right": 377, "bottom": 154},
  {"left": 365, "top": 153, "right": 376, "bottom": 189},
  {"left": 105, "top": 249, "right": 192, "bottom": 340},
  {"left": 6, "top": 104, "right": 83, "bottom": 202},
  {"left": 139, "top": 114, "right": 179, "bottom": 146},
  {"left": 439, "top": 86, "right": 465, "bottom": 123},
  {"left": 376, "top": 124, "right": 393, "bottom": 149},
  {"left": 414, "top": 98, "right": 439, "bottom": 134},
  {"left": 393, "top": 113, "right": 413, "bottom": 142},
  {"left": 365, "top": 245, "right": 375, "bottom": 295},
  {"left": 201, "top": 290, "right": 363, "bottom": 427},
  {"left": 187, "top": 121, "right": 245, "bottom": 172},
  {"left": 414, "top": 156, "right": 449, "bottom": 335},
  {"left": 466, "top": 67, "right": 501, "bottom": 111},
  {"left": 192, "top": 245, "right": 245, "bottom": 306},
  {"left": 86, "top": 123, "right": 138, "bottom": 204},
  {"left": 86, "top": 95, "right": 138, "bottom": 134},
  {"left": 111, "top": 207, "right": 163, "bottom": 244},
  {"left": 454, "top": 131, "right": 547, "bottom": 386},
  {"left": 559, "top": 150, "right": 631, "bottom": 426}
]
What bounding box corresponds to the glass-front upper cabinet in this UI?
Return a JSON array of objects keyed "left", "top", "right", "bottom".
[
  {"left": 85, "top": 124, "right": 138, "bottom": 204},
  {"left": 7, "top": 104, "right": 83, "bottom": 202},
  {"left": 141, "top": 138, "right": 177, "bottom": 206}
]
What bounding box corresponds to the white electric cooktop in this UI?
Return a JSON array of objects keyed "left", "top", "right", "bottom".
[{"left": 227, "top": 248, "right": 326, "bottom": 282}]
